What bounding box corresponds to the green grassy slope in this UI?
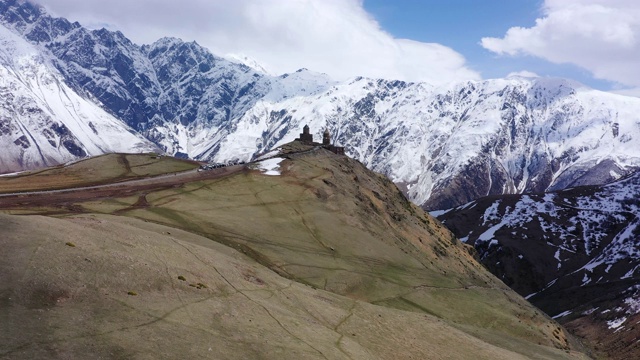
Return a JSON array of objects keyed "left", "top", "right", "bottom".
[
  {"left": 0, "top": 153, "right": 199, "bottom": 193},
  {"left": 1, "top": 213, "right": 574, "bottom": 360}
]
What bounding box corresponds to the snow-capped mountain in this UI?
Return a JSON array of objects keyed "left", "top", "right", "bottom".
[
  {"left": 0, "top": 0, "right": 333, "bottom": 160},
  {"left": 224, "top": 53, "right": 273, "bottom": 75},
  {"left": 2, "top": 0, "right": 640, "bottom": 211},
  {"left": 436, "top": 171, "right": 640, "bottom": 356},
  {"left": 0, "top": 18, "right": 156, "bottom": 173}
]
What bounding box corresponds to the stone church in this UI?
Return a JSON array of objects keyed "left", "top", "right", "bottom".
[{"left": 296, "top": 125, "right": 345, "bottom": 155}]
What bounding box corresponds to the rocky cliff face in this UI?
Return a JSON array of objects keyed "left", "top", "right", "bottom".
[
  {"left": 436, "top": 171, "right": 640, "bottom": 359},
  {"left": 2, "top": 0, "right": 640, "bottom": 210}
]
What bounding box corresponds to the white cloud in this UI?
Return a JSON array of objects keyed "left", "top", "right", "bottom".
[
  {"left": 506, "top": 70, "right": 539, "bottom": 78},
  {"left": 35, "top": 0, "right": 479, "bottom": 84},
  {"left": 610, "top": 87, "right": 640, "bottom": 98},
  {"left": 481, "top": 0, "right": 640, "bottom": 87}
]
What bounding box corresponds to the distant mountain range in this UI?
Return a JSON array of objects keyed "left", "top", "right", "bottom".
[
  {"left": 437, "top": 170, "right": 640, "bottom": 358},
  {"left": 2, "top": 0, "right": 640, "bottom": 211}
]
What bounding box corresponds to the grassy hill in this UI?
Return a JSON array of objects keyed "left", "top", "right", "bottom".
[
  {"left": 0, "top": 153, "right": 199, "bottom": 193},
  {"left": 0, "top": 144, "right": 591, "bottom": 359}
]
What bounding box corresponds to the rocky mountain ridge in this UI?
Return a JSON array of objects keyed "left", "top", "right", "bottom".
[{"left": 1, "top": 0, "right": 640, "bottom": 210}]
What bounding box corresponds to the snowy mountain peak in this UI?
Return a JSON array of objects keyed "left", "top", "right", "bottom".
[
  {"left": 224, "top": 53, "right": 273, "bottom": 75},
  {"left": 0, "top": 0, "right": 44, "bottom": 25},
  {"left": 144, "top": 37, "right": 210, "bottom": 57}
]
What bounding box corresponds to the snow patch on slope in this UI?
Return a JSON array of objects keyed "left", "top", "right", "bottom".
[{"left": 256, "top": 157, "right": 283, "bottom": 176}]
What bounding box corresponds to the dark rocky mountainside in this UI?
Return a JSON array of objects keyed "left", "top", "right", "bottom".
[{"left": 437, "top": 170, "right": 640, "bottom": 359}]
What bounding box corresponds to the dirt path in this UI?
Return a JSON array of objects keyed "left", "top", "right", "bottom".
[{"left": 0, "top": 165, "right": 245, "bottom": 209}]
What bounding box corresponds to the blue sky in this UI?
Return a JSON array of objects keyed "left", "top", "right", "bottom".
[
  {"left": 363, "top": 0, "right": 612, "bottom": 90},
  {"left": 39, "top": 0, "right": 640, "bottom": 95}
]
